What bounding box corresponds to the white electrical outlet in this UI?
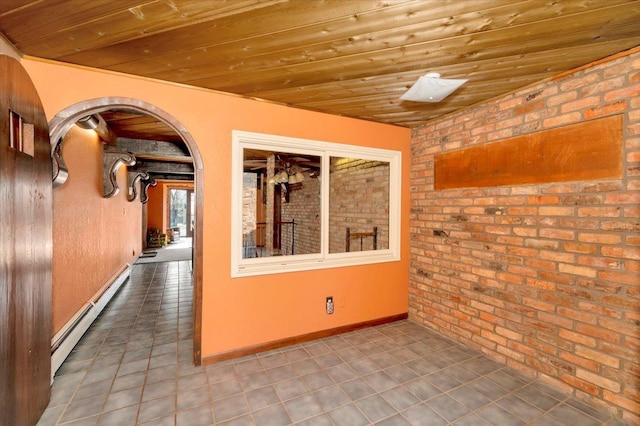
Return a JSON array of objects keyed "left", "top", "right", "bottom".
[{"left": 326, "top": 296, "right": 334, "bottom": 314}]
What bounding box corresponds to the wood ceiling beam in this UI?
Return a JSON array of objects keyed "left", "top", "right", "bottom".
[
  {"left": 145, "top": 173, "right": 193, "bottom": 181},
  {"left": 105, "top": 137, "right": 190, "bottom": 158},
  {"left": 130, "top": 161, "right": 194, "bottom": 175}
]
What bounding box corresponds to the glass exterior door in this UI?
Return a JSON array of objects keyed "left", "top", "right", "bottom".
[{"left": 169, "top": 188, "right": 194, "bottom": 238}]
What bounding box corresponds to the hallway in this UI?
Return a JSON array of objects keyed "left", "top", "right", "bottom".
[
  {"left": 38, "top": 261, "right": 621, "bottom": 425},
  {"left": 135, "top": 238, "right": 193, "bottom": 265}
]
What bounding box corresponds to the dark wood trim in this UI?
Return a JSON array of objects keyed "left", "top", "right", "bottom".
[
  {"left": 201, "top": 313, "right": 408, "bottom": 365},
  {"left": 192, "top": 169, "right": 204, "bottom": 365}
]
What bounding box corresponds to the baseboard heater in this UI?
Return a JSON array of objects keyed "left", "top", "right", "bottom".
[{"left": 50, "top": 264, "right": 131, "bottom": 381}]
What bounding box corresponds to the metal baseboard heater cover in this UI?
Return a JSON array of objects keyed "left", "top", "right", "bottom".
[{"left": 50, "top": 264, "right": 131, "bottom": 381}]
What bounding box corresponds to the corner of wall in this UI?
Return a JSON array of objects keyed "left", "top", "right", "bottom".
[
  {"left": 409, "top": 49, "right": 640, "bottom": 423},
  {"left": 0, "top": 32, "right": 22, "bottom": 60}
]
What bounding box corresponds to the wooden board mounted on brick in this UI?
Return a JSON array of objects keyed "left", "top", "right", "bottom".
[{"left": 434, "top": 114, "right": 623, "bottom": 190}]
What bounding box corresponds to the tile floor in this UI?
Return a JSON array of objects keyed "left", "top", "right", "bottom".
[{"left": 38, "top": 260, "right": 623, "bottom": 426}]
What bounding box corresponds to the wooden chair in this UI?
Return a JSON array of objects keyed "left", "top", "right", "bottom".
[{"left": 346, "top": 226, "right": 378, "bottom": 252}]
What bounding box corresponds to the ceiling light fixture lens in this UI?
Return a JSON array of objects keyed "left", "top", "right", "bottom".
[{"left": 400, "top": 72, "right": 468, "bottom": 103}]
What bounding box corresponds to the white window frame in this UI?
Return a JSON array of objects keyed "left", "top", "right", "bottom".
[{"left": 231, "top": 130, "right": 401, "bottom": 277}]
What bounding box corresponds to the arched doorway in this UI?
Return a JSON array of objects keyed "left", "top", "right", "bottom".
[{"left": 49, "top": 97, "right": 204, "bottom": 365}]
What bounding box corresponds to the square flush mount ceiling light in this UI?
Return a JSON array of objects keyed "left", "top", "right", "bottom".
[{"left": 400, "top": 72, "right": 468, "bottom": 102}]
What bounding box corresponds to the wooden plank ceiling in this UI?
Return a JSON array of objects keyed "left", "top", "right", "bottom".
[{"left": 1, "top": 0, "right": 639, "bottom": 132}]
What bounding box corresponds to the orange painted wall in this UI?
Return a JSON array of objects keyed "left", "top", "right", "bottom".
[
  {"left": 23, "top": 57, "right": 411, "bottom": 359},
  {"left": 145, "top": 183, "right": 164, "bottom": 231},
  {"left": 52, "top": 126, "right": 141, "bottom": 332},
  {"left": 146, "top": 180, "right": 195, "bottom": 233}
]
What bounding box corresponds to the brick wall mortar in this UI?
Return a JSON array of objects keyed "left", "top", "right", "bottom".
[
  {"left": 329, "top": 158, "right": 390, "bottom": 253},
  {"left": 410, "top": 50, "right": 640, "bottom": 424},
  {"left": 282, "top": 175, "right": 321, "bottom": 255}
]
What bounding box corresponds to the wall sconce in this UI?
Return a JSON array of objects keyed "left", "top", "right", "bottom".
[
  {"left": 75, "top": 113, "right": 116, "bottom": 144},
  {"left": 76, "top": 114, "right": 100, "bottom": 130}
]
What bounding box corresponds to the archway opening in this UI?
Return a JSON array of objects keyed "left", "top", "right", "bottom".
[{"left": 49, "top": 97, "right": 204, "bottom": 366}]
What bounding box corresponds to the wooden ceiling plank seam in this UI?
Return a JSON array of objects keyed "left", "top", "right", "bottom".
[
  {"left": 3, "top": 0, "right": 275, "bottom": 48},
  {"left": 325, "top": 63, "right": 604, "bottom": 124},
  {"left": 112, "top": 0, "right": 544, "bottom": 82},
  {"left": 283, "top": 39, "right": 634, "bottom": 118},
  {"left": 166, "top": 6, "right": 640, "bottom": 90},
  {"left": 12, "top": 0, "right": 292, "bottom": 57},
  {"left": 116, "top": 34, "right": 640, "bottom": 125},
  {"left": 59, "top": 0, "right": 608, "bottom": 80},
  {"left": 295, "top": 75, "right": 550, "bottom": 110},
  {"left": 299, "top": 64, "right": 597, "bottom": 116},
  {"left": 245, "top": 32, "right": 640, "bottom": 103},
  {"left": 0, "top": 0, "right": 159, "bottom": 43},
  {"left": 2, "top": 0, "right": 639, "bottom": 128},
  {"left": 64, "top": 0, "right": 520, "bottom": 71},
  {"left": 0, "top": 0, "right": 46, "bottom": 17},
  {"left": 67, "top": 0, "right": 637, "bottom": 83},
  {"left": 52, "top": 0, "right": 415, "bottom": 66},
  {"left": 255, "top": 71, "right": 551, "bottom": 107},
  {"left": 180, "top": 25, "right": 640, "bottom": 95}
]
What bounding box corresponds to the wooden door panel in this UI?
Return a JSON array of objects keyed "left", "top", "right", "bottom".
[{"left": 0, "top": 55, "right": 52, "bottom": 426}]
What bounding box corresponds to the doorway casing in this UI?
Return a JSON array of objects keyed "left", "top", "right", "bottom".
[{"left": 48, "top": 97, "right": 204, "bottom": 365}]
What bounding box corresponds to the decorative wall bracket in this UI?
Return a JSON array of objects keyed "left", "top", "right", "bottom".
[
  {"left": 127, "top": 171, "right": 156, "bottom": 204},
  {"left": 52, "top": 138, "right": 69, "bottom": 187},
  {"left": 140, "top": 175, "right": 157, "bottom": 204},
  {"left": 103, "top": 152, "right": 136, "bottom": 198}
]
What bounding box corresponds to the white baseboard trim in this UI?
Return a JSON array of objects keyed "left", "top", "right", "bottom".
[{"left": 51, "top": 264, "right": 131, "bottom": 381}]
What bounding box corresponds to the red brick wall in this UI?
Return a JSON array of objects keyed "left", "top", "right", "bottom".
[
  {"left": 242, "top": 173, "right": 258, "bottom": 237},
  {"left": 329, "top": 158, "right": 390, "bottom": 253},
  {"left": 282, "top": 174, "right": 321, "bottom": 255},
  {"left": 409, "top": 49, "right": 640, "bottom": 423}
]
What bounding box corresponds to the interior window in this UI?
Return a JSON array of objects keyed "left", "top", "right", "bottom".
[
  {"left": 242, "top": 149, "right": 322, "bottom": 259},
  {"left": 232, "top": 131, "right": 400, "bottom": 277},
  {"left": 329, "top": 157, "right": 390, "bottom": 253}
]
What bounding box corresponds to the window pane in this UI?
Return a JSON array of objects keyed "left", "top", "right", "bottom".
[
  {"left": 329, "top": 157, "right": 390, "bottom": 253},
  {"left": 242, "top": 149, "right": 321, "bottom": 258},
  {"left": 169, "top": 189, "right": 188, "bottom": 236}
]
